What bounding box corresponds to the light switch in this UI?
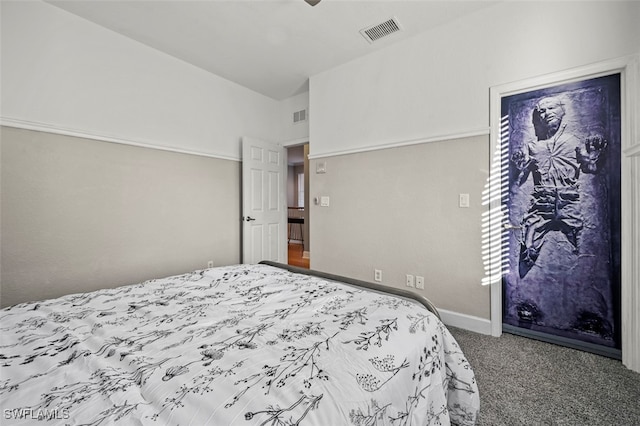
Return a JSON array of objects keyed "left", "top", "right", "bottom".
[
  {"left": 459, "top": 193, "right": 470, "bottom": 208},
  {"left": 320, "top": 196, "right": 330, "bottom": 207}
]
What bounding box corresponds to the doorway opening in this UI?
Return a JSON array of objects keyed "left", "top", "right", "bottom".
[{"left": 286, "top": 143, "right": 309, "bottom": 268}]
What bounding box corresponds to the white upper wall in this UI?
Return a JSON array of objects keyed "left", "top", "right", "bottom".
[
  {"left": 0, "top": 0, "right": 281, "bottom": 161},
  {"left": 279, "top": 91, "right": 310, "bottom": 144},
  {"left": 309, "top": 1, "right": 640, "bottom": 157},
  {"left": 3, "top": 1, "right": 637, "bottom": 158}
]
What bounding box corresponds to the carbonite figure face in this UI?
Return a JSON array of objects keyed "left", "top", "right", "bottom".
[{"left": 533, "top": 97, "right": 566, "bottom": 137}]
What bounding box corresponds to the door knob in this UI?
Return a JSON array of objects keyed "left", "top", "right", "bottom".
[{"left": 245, "top": 216, "right": 256, "bottom": 222}]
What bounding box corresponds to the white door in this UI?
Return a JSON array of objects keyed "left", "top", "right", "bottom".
[{"left": 241, "top": 137, "right": 287, "bottom": 264}]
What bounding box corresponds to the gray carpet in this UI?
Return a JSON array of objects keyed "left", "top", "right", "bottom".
[{"left": 448, "top": 327, "right": 640, "bottom": 425}]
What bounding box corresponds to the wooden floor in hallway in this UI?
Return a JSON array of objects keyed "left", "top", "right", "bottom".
[{"left": 288, "top": 242, "right": 309, "bottom": 269}]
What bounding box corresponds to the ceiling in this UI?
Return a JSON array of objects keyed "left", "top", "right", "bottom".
[{"left": 46, "top": 0, "right": 497, "bottom": 101}]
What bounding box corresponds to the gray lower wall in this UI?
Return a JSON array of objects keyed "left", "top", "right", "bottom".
[
  {"left": 0, "top": 126, "right": 240, "bottom": 307},
  {"left": 310, "top": 135, "right": 490, "bottom": 319}
]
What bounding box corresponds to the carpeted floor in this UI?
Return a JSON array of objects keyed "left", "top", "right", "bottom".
[{"left": 448, "top": 327, "right": 640, "bottom": 425}]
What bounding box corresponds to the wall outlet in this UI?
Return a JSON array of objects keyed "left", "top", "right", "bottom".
[
  {"left": 406, "top": 274, "right": 415, "bottom": 287},
  {"left": 416, "top": 276, "right": 425, "bottom": 290},
  {"left": 374, "top": 269, "right": 382, "bottom": 282},
  {"left": 207, "top": 260, "right": 214, "bottom": 268}
]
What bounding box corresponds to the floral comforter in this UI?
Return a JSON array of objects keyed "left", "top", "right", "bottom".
[{"left": 0, "top": 263, "right": 479, "bottom": 425}]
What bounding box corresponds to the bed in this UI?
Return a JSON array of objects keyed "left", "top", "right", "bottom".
[{"left": 0, "top": 261, "right": 479, "bottom": 425}]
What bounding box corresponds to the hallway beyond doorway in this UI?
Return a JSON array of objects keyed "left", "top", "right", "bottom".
[{"left": 288, "top": 243, "right": 309, "bottom": 269}]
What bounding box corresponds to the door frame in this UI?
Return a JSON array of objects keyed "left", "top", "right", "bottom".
[
  {"left": 283, "top": 138, "right": 310, "bottom": 259},
  {"left": 488, "top": 55, "right": 639, "bottom": 372}
]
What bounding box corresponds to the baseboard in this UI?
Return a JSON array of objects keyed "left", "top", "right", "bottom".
[{"left": 438, "top": 309, "right": 492, "bottom": 335}]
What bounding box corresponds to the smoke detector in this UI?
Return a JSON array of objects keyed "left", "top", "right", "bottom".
[{"left": 359, "top": 17, "right": 403, "bottom": 44}]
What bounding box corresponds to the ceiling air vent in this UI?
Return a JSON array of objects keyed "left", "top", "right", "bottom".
[
  {"left": 293, "top": 109, "right": 307, "bottom": 123},
  {"left": 360, "top": 17, "right": 402, "bottom": 44}
]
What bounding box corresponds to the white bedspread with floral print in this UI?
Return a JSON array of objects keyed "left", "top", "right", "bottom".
[{"left": 0, "top": 263, "right": 479, "bottom": 425}]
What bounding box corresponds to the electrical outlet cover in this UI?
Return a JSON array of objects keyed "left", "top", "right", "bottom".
[{"left": 406, "top": 274, "right": 415, "bottom": 287}]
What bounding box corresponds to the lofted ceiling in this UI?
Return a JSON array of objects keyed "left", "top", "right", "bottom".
[{"left": 46, "top": 0, "right": 498, "bottom": 101}]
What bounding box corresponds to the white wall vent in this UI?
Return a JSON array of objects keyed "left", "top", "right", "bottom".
[
  {"left": 293, "top": 109, "right": 307, "bottom": 123},
  {"left": 360, "top": 17, "right": 402, "bottom": 43}
]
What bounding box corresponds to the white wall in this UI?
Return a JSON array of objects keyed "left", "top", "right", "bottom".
[
  {"left": 310, "top": 1, "right": 640, "bottom": 157},
  {"left": 0, "top": 0, "right": 281, "bottom": 160},
  {"left": 280, "top": 91, "right": 310, "bottom": 143}
]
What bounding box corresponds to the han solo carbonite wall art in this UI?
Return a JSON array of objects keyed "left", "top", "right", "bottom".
[{"left": 501, "top": 73, "right": 621, "bottom": 355}]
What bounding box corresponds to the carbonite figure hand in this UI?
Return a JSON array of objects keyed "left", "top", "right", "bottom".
[{"left": 577, "top": 133, "right": 608, "bottom": 174}]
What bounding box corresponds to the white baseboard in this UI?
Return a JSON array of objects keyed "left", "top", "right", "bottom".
[{"left": 438, "top": 309, "right": 492, "bottom": 335}]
